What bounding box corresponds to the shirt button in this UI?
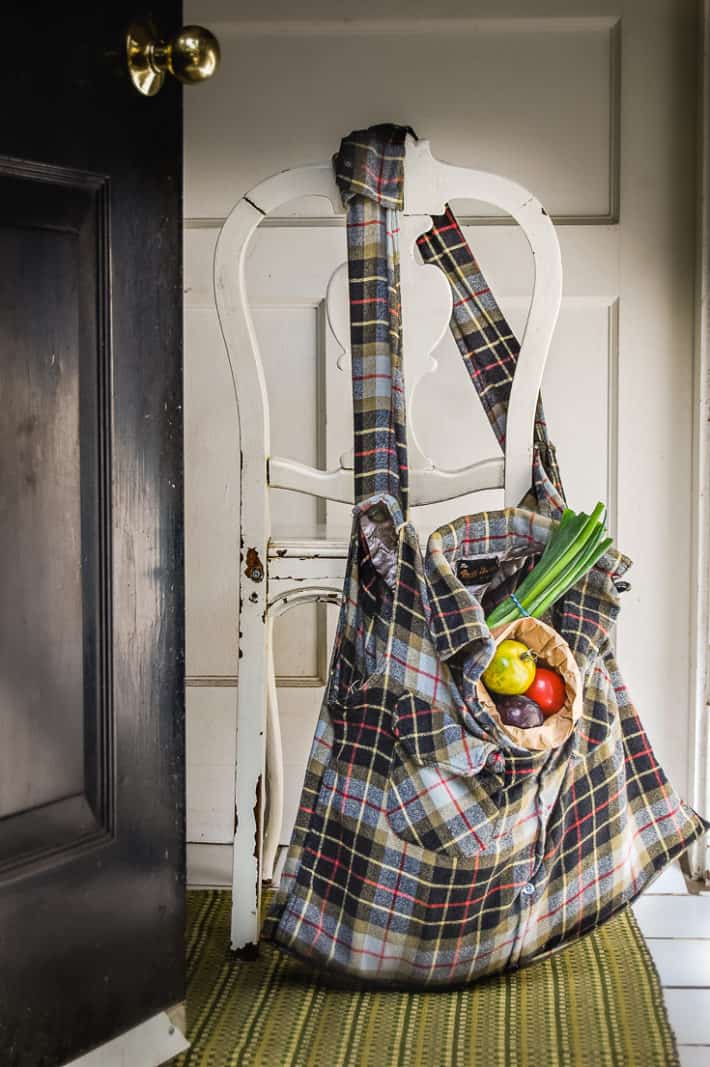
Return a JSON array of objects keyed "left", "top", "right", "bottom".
[{"left": 522, "top": 883, "right": 535, "bottom": 896}]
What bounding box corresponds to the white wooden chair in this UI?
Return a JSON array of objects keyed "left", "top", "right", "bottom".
[{"left": 213, "top": 135, "right": 563, "bottom": 952}]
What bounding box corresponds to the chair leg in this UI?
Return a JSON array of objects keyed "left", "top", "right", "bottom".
[
  {"left": 262, "top": 615, "right": 284, "bottom": 883},
  {"left": 230, "top": 595, "right": 268, "bottom": 953}
]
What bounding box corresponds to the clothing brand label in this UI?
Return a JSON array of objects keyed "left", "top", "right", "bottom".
[{"left": 457, "top": 557, "right": 500, "bottom": 586}]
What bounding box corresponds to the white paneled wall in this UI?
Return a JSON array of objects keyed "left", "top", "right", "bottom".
[
  {"left": 184, "top": 0, "right": 699, "bottom": 863},
  {"left": 184, "top": 307, "right": 239, "bottom": 678},
  {"left": 185, "top": 686, "right": 236, "bottom": 843}
]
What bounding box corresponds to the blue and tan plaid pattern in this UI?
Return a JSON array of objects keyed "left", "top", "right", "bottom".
[
  {"left": 335, "top": 125, "right": 410, "bottom": 511},
  {"left": 263, "top": 126, "right": 707, "bottom": 985},
  {"left": 417, "top": 206, "right": 566, "bottom": 519}
]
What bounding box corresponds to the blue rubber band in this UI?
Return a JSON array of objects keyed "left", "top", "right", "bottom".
[{"left": 510, "top": 592, "right": 530, "bottom": 618}]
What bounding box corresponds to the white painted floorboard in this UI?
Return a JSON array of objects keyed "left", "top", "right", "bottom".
[
  {"left": 646, "top": 939, "right": 710, "bottom": 987},
  {"left": 633, "top": 894, "right": 710, "bottom": 939},
  {"left": 646, "top": 862, "right": 692, "bottom": 895},
  {"left": 665, "top": 989, "right": 710, "bottom": 1046},
  {"left": 633, "top": 863, "right": 710, "bottom": 1064},
  {"left": 678, "top": 1047, "right": 710, "bottom": 1067}
]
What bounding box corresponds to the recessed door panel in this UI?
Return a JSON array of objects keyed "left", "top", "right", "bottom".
[{"left": 0, "top": 163, "right": 113, "bottom": 870}]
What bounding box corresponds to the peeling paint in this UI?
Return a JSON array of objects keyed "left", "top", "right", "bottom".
[
  {"left": 253, "top": 774, "right": 262, "bottom": 861},
  {"left": 245, "top": 546, "right": 265, "bottom": 583},
  {"left": 253, "top": 772, "right": 263, "bottom": 943}
]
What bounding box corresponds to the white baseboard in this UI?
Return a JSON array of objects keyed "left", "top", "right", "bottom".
[
  {"left": 187, "top": 841, "right": 233, "bottom": 887},
  {"left": 63, "top": 1005, "right": 188, "bottom": 1067}
]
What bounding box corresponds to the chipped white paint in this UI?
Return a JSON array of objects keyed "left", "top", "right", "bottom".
[
  {"left": 214, "top": 196, "right": 271, "bottom": 949},
  {"left": 214, "top": 141, "right": 561, "bottom": 949},
  {"left": 261, "top": 614, "right": 282, "bottom": 884},
  {"left": 268, "top": 538, "right": 348, "bottom": 558}
]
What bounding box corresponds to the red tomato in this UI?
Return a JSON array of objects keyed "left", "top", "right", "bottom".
[{"left": 524, "top": 668, "right": 566, "bottom": 716}]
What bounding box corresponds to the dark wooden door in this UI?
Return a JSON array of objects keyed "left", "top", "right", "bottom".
[{"left": 0, "top": 6, "right": 184, "bottom": 1065}]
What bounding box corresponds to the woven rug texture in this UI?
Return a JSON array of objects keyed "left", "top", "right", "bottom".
[{"left": 170, "top": 890, "right": 679, "bottom": 1067}]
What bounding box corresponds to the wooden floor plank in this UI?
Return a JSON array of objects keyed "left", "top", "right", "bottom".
[
  {"left": 633, "top": 895, "right": 710, "bottom": 939},
  {"left": 678, "top": 1044, "right": 710, "bottom": 1067},
  {"left": 664, "top": 990, "right": 710, "bottom": 1045},
  {"left": 646, "top": 939, "right": 710, "bottom": 986},
  {"left": 645, "top": 863, "right": 689, "bottom": 896}
]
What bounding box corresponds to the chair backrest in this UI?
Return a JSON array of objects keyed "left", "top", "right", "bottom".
[{"left": 214, "top": 135, "right": 562, "bottom": 527}]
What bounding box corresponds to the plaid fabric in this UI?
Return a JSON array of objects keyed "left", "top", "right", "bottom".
[
  {"left": 334, "top": 125, "right": 410, "bottom": 511},
  {"left": 417, "top": 207, "right": 566, "bottom": 519},
  {"left": 263, "top": 126, "right": 707, "bottom": 985}
]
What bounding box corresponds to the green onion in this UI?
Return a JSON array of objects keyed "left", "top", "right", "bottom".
[{"left": 485, "top": 503, "right": 610, "bottom": 628}]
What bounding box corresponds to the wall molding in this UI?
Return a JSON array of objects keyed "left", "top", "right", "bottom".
[
  {"left": 606, "top": 17, "right": 622, "bottom": 226},
  {"left": 186, "top": 211, "right": 619, "bottom": 230},
  {"left": 186, "top": 676, "right": 237, "bottom": 687},
  {"left": 606, "top": 299, "right": 620, "bottom": 543},
  {"left": 688, "top": 0, "right": 710, "bottom": 884},
  {"left": 209, "top": 15, "right": 620, "bottom": 37}
]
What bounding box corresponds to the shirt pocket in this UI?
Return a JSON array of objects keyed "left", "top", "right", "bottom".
[{"left": 384, "top": 691, "right": 536, "bottom": 862}]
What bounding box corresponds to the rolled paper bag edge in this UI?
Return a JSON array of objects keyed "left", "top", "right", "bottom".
[{"left": 477, "top": 618, "right": 582, "bottom": 751}]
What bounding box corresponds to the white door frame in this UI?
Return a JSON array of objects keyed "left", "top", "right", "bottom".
[{"left": 689, "top": 0, "right": 710, "bottom": 885}]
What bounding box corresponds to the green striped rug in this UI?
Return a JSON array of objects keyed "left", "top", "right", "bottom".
[{"left": 171, "top": 891, "right": 678, "bottom": 1067}]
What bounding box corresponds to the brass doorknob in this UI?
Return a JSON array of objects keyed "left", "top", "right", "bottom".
[{"left": 127, "top": 18, "right": 220, "bottom": 96}]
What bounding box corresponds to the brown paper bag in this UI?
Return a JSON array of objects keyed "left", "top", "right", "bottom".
[{"left": 476, "top": 617, "right": 583, "bottom": 752}]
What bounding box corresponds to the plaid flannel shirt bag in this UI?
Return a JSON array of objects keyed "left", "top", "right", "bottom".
[{"left": 263, "top": 125, "right": 707, "bottom": 986}]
